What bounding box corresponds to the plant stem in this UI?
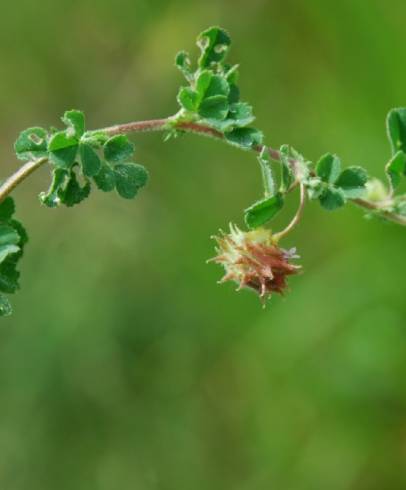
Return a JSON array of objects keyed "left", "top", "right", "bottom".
[
  {"left": 0, "top": 157, "right": 48, "bottom": 203},
  {"left": 273, "top": 184, "right": 307, "bottom": 241},
  {"left": 1, "top": 117, "right": 405, "bottom": 226}
]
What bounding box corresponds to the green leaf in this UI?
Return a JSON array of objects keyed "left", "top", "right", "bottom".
[
  {"left": 228, "top": 83, "right": 240, "bottom": 104},
  {"left": 387, "top": 108, "right": 406, "bottom": 155},
  {"left": 225, "top": 64, "right": 239, "bottom": 84},
  {"left": 0, "top": 225, "right": 20, "bottom": 265},
  {"left": 62, "top": 110, "right": 85, "bottom": 138},
  {"left": 10, "top": 219, "right": 28, "bottom": 250},
  {"left": 0, "top": 197, "right": 15, "bottom": 222},
  {"left": 0, "top": 295, "right": 12, "bottom": 317},
  {"left": 0, "top": 260, "right": 20, "bottom": 294},
  {"left": 335, "top": 166, "right": 368, "bottom": 198},
  {"left": 60, "top": 169, "right": 91, "bottom": 207},
  {"left": 204, "top": 75, "right": 229, "bottom": 98},
  {"left": 114, "top": 163, "right": 149, "bottom": 199},
  {"left": 48, "top": 131, "right": 78, "bottom": 168},
  {"left": 195, "top": 71, "right": 230, "bottom": 104},
  {"left": 0, "top": 244, "right": 20, "bottom": 265},
  {"left": 316, "top": 153, "right": 341, "bottom": 184},
  {"left": 195, "top": 70, "right": 212, "bottom": 97},
  {"left": 279, "top": 145, "right": 295, "bottom": 192},
  {"left": 93, "top": 162, "right": 116, "bottom": 192},
  {"left": 197, "top": 26, "right": 231, "bottom": 68},
  {"left": 244, "top": 193, "right": 284, "bottom": 229},
  {"left": 319, "top": 186, "right": 346, "bottom": 210},
  {"left": 79, "top": 143, "right": 101, "bottom": 177},
  {"left": 258, "top": 147, "right": 274, "bottom": 197},
  {"left": 14, "top": 127, "right": 48, "bottom": 161},
  {"left": 177, "top": 87, "right": 199, "bottom": 112},
  {"left": 228, "top": 102, "right": 254, "bottom": 127},
  {"left": 0, "top": 225, "right": 20, "bottom": 247},
  {"left": 385, "top": 150, "right": 406, "bottom": 190},
  {"left": 0, "top": 203, "right": 27, "bottom": 315},
  {"left": 82, "top": 130, "right": 109, "bottom": 147},
  {"left": 104, "top": 135, "right": 135, "bottom": 164},
  {"left": 198, "top": 95, "right": 229, "bottom": 120},
  {"left": 39, "top": 167, "right": 69, "bottom": 208},
  {"left": 225, "top": 128, "right": 263, "bottom": 149},
  {"left": 175, "top": 51, "right": 194, "bottom": 81},
  {"left": 203, "top": 102, "right": 255, "bottom": 132}
]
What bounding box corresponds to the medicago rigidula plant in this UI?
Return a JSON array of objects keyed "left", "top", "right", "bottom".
[{"left": 0, "top": 26, "right": 405, "bottom": 316}]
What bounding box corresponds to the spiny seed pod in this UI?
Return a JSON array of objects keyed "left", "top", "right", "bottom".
[{"left": 209, "top": 224, "right": 301, "bottom": 302}]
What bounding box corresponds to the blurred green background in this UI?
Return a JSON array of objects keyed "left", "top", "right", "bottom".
[{"left": 0, "top": 0, "right": 405, "bottom": 488}]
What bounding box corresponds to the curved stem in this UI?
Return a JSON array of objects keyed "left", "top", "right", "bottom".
[
  {"left": 273, "top": 183, "right": 306, "bottom": 242},
  {"left": 0, "top": 157, "right": 48, "bottom": 203},
  {"left": 0, "top": 117, "right": 405, "bottom": 227}
]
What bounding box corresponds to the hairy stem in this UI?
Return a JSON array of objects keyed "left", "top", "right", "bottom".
[{"left": 1, "top": 117, "right": 405, "bottom": 226}]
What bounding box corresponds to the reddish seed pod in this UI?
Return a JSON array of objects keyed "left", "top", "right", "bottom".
[{"left": 210, "top": 225, "right": 301, "bottom": 302}]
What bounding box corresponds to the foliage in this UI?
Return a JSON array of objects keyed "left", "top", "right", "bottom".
[
  {"left": 14, "top": 113, "right": 149, "bottom": 209},
  {"left": 175, "top": 26, "right": 263, "bottom": 149},
  {"left": 0, "top": 26, "right": 404, "bottom": 315}
]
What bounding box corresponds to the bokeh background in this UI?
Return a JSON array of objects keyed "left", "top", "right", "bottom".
[{"left": 0, "top": 0, "right": 405, "bottom": 488}]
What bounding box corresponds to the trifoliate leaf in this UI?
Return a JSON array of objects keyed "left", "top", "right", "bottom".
[
  {"left": 244, "top": 193, "right": 284, "bottom": 229},
  {"left": 198, "top": 95, "right": 229, "bottom": 120},
  {"left": 175, "top": 51, "right": 194, "bottom": 81},
  {"left": 62, "top": 110, "right": 85, "bottom": 138},
  {"left": 14, "top": 127, "right": 48, "bottom": 161},
  {"left": 0, "top": 197, "right": 15, "bottom": 222},
  {"left": 385, "top": 150, "right": 406, "bottom": 190},
  {"left": 197, "top": 26, "right": 231, "bottom": 68},
  {"left": 114, "top": 163, "right": 149, "bottom": 199},
  {"left": 0, "top": 202, "right": 27, "bottom": 315},
  {"left": 387, "top": 108, "right": 406, "bottom": 155},
  {"left": 104, "top": 135, "right": 135, "bottom": 164},
  {"left": 60, "top": 169, "right": 91, "bottom": 207},
  {"left": 0, "top": 295, "right": 12, "bottom": 317},
  {"left": 316, "top": 153, "right": 341, "bottom": 184},
  {"left": 319, "top": 186, "right": 346, "bottom": 210},
  {"left": 48, "top": 131, "right": 78, "bottom": 168},
  {"left": 39, "top": 168, "right": 69, "bottom": 208},
  {"left": 177, "top": 87, "right": 199, "bottom": 112},
  {"left": 93, "top": 162, "right": 116, "bottom": 192},
  {"left": 225, "top": 128, "right": 263, "bottom": 149},
  {"left": 279, "top": 145, "right": 295, "bottom": 192},
  {"left": 79, "top": 143, "right": 101, "bottom": 177},
  {"left": 335, "top": 166, "right": 368, "bottom": 198}
]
